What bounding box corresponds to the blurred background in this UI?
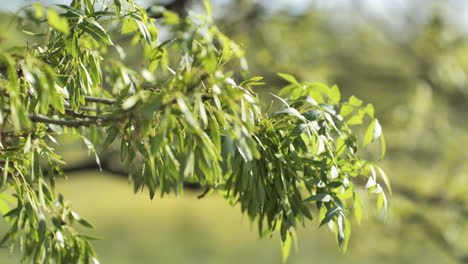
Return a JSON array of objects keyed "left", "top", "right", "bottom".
[{"left": 1, "top": 0, "right": 468, "bottom": 263}]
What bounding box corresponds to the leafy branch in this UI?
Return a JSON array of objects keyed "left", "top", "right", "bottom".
[
  {"left": 0, "top": 1, "right": 389, "bottom": 263},
  {"left": 3, "top": 108, "right": 120, "bottom": 127}
]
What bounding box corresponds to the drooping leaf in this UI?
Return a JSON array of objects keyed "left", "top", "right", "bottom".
[
  {"left": 304, "top": 193, "right": 332, "bottom": 202},
  {"left": 78, "top": 19, "right": 114, "bottom": 45},
  {"left": 363, "top": 119, "right": 381, "bottom": 146},
  {"left": 281, "top": 231, "right": 293, "bottom": 263},
  {"left": 274, "top": 107, "right": 306, "bottom": 121}
]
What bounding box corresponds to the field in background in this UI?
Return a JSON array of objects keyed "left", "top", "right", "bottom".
[{"left": 0, "top": 173, "right": 453, "bottom": 264}]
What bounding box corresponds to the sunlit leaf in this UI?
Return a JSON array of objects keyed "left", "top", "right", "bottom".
[
  {"left": 363, "top": 119, "right": 381, "bottom": 146},
  {"left": 47, "top": 8, "right": 70, "bottom": 35},
  {"left": 304, "top": 193, "right": 332, "bottom": 202},
  {"left": 281, "top": 231, "right": 292, "bottom": 263},
  {"left": 78, "top": 19, "right": 114, "bottom": 45},
  {"left": 277, "top": 73, "right": 300, "bottom": 85}
]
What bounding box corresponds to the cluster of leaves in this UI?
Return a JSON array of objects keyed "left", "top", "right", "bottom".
[{"left": 0, "top": 0, "right": 388, "bottom": 263}]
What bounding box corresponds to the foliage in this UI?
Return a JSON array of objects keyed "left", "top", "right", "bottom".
[
  {"left": 217, "top": 0, "right": 468, "bottom": 261},
  {"left": 0, "top": 0, "right": 387, "bottom": 263}
]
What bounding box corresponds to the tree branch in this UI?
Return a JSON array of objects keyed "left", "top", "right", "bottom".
[
  {"left": 57, "top": 159, "right": 204, "bottom": 191},
  {"left": 84, "top": 96, "right": 117, "bottom": 105},
  {"left": 4, "top": 108, "right": 121, "bottom": 127},
  {"left": 29, "top": 115, "right": 117, "bottom": 127},
  {"left": 1, "top": 89, "right": 118, "bottom": 106}
]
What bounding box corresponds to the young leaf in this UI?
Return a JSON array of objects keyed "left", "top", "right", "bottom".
[
  {"left": 274, "top": 107, "right": 305, "bottom": 121},
  {"left": 349, "top": 95, "right": 363, "bottom": 106},
  {"left": 78, "top": 19, "right": 114, "bottom": 45},
  {"left": 373, "top": 119, "right": 382, "bottom": 141},
  {"left": 380, "top": 132, "right": 386, "bottom": 159},
  {"left": 363, "top": 119, "right": 382, "bottom": 146},
  {"left": 302, "top": 109, "right": 322, "bottom": 121},
  {"left": 103, "top": 127, "right": 119, "bottom": 149},
  {"left": 320, "top": 207, "right": 340, "bottom": 226},
  {"left": 136, "top": 20, "right": 152, "bottom": 44},
  {"left": 281, "top": 231, "right": 292, "bottom": 263},
  {"left": 177, "top": 98, "right": 199, "bottom": 129},
  {"left": 304, "top": 193, "right": 332, "bottom": 202},
  {"left": 203, "top": 0, "right": 213, "bottom": 18},
  {"left": 377, "top": 166, "right": 391, "bottom": 194},
  {"left": 47, "top": 8, "right": 70, "bottom": 35},
  {"left": 353, "top": 192, "right": 363, "bottom": 225},
  {"left": 122, "top": 18, "right": 139, "bottom": 34},
  {"left": 278, "top": 73, "right": 300, "bottom": 85},
  {"left": 329, "top": 85, "right": 341, "bottom": 104}
]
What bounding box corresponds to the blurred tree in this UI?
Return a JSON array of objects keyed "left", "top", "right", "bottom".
[
  {"left": 0, "top": 0, "right": 388, "bottom": 263},
  {"left": 209, "top": 0, "right": 468, "bottom": 261}
]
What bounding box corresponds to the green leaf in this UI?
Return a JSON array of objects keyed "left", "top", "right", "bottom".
[
  {"left": 78, "top": 218, "right": 94, "bottom": 228},
  {"left": 380, "top": 132, "right": 386, "bottom": 160},
  {"left": 203, "top": 0, "right": 213, "bottom": 18},
  {"left": 281, "top": 231, "right": 292, "bottom": 263},
  {"left": 163, "top": 11, "right": 180, "bottom": 24},
  {"left": 33, "top": 3, "right": 44, "bottom": 19},
  {"left": 341, "top": 217, "right": 351, "bottom": 252},
  {"left": 122, "top": 18, "right": 139, "bottom": 34},
  {"left": 373, "top": 119, "right": 382, "bottom": 142},
  {"left": 3, "top": 207, "right": 20, "bottom": 218},
  {"left": 114, "top": 0, "right": 122, "bottom": 15},
  {"left": 274, "top": 107, "right": 305, "bottom": 121},
  {"left": 346, "top": 109, "right": 365, "bottom": 125},
  {"left": 270, "top": 93, "right": 290, "bottom": 107},
  {"left": 103, "top": 127, "right": 119, "bottom": 149},
  {"left": 56, "top": 4, "right": 84, "bottom": 17},
  {"left": 122, "top": 95, "right": 139, "bottom": 110},
  {"left": 302, "top": 109, "right": 322, "bottom": 121},
  {"left": 363, "top": 119, "right": 381, "bottom": 146},
  {"left": 337, "top": 215, "right": 345, "bottom": 247},
  {"left": 23, "top": 135, "right": 32, "bottom": 154},
  {"left": 47, "top": 8, "right": 70, "bottom": 35},
  {"left": 277, "top": 73, "right": 300, "bottom": 85},
  {"left": 365, "top": 176, "right": 376, "bottom": 189},
  {"left": 329, "top": 85, "right": 341, "bottom": 103},
  {"left": 0, "top": 160, "right": 8, "bottom": 189},
  {"left": 183, "top": 152, "right": 195, "bottom": 178},
  {"left": 304, "top": 193, "right": 332, "bottom": 202},
  {"left": 240, "top": 76, "right": 265, "bottom": 86},
  {"left": 290, "top": 124, "right": 308, "bottom": 138},
  {"left": 377, "top": 166, "right": 391, "bottom": 194},
  {"left": 349, "top": 95, "right": 363, "bottom": 106},
  {"left": 340, "top": 105, "right": 353, "bottom": 118},
  {"left": 136, "top": 20, "right": 152, "bottom": 44},
  {"left": 177, "top": 98, "right": 199, "bottom": 129},
  {"left": 376, "top": 191, "right": 387, "bottom": 213},
  {"left": 320, "top": 207, "right": 340, "bottom": 226},
  {"left": 365, "top": 104, "right": 375, "bottom": 118},
  {"left": 78, "top": 19, "right": 114, "bottom": 45}
]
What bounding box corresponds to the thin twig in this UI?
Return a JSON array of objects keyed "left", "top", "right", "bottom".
[
  {"left": 197, "top": 187, "right": 211, "bottom": 199},
  {"left": 29, "top": 115, "right": 117, "bottom": 127},
  {"left": 3, "top": 108, "right": 121, "bottom": 127},
  {"left": 64, "top": 109, "right": 105, "bottom": 119},
  {"left": 1, "top": 89, "right": 117, "bottom": 106},
  {"left": 84, "top": 96, "right": 117, "bottom": 105}
]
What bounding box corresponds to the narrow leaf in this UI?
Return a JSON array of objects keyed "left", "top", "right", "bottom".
[
  {"left": 277, "top": 73, "right": 300, "bottom": 85},
  {"left": 304, "top": 193, "right": 332, "bottom": 203},
  {"left": 47, "top": 8, "right": 70, "bottom": 35}
]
